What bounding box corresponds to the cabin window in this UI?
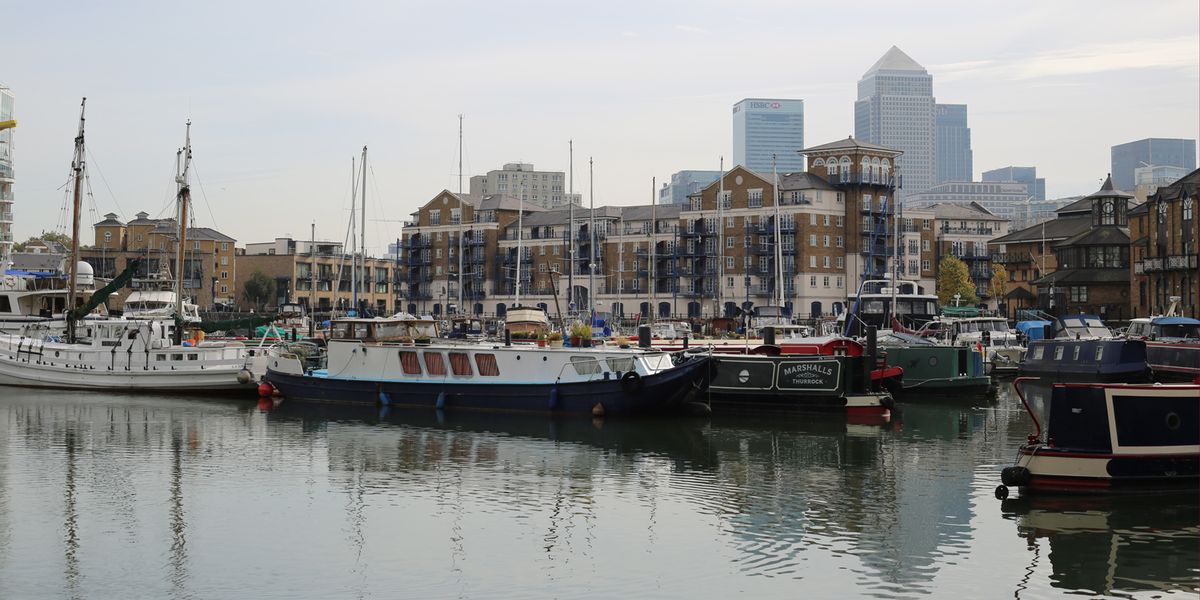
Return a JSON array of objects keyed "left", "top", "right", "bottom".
[
  {"left": 1053, "top": 346, "right": 1064, "bottom": 361},
  {"left": 399, "top": 351, "right": 422, "bottom": 375},
  {"left": 1072, "top": 346, "right": 1080, "bottom": 361},
  {"left": 606, "top": 357, "right": 635, "bottom": 373},
  {"left": 188, "top": 354, "right": 198, "bottom": 361},
  {"left": 1031, "top": 346, "right": 1044, "bottom": 360},
  {"left": 157, "top": 354, "right": 167, "bottom": 361},
  {"left": 334, "top": 323, "right": 355, "bottom": 339},
  {"left": 172, "top": 353, "right": 184, "bottom": 361},
  {"left": 475, "top": 353, "right": 500, "bottom": 376},
  {"left": 0, "top": 296, "right": 9, "bottom": 312},
  {"left": 424, "top": 352, "right": 447, "bottom": 375},
  {"left": 374, "top": 323, "right": 407, "bottom": 339},
  {"left": 1095, "top": 346, "right": 1104, "bottom": 361},
  {"left": 449, "top": 352, "right": 473, "bottom": 376},
  {"left": 570, "top": 356, "right": 602, "bottom": 375}
]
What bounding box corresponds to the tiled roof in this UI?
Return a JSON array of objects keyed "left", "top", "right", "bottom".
[
  {"left": 800, "top": 136, "right": 900, "bottom": 155},
  {"left": 930, "top": 202, "right": 1004, "bottom": 220},
  {"left": 990, "top": 214, "right": 1091, "bottom": 244}
]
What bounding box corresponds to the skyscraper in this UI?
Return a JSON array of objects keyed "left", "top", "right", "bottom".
[
  {"left": 658, "top": 170, "right": 721, "bottom": 204},
  {"left": 982, "top": 166, "right": 1045, "bottom": 201},
  {"left": 0, "top": 86, "right": 13, "bottom": 265},
  {"left": 732, "top": 98, "right": 805, "bottom": 174},
  {"left": 855, "top": 46, "right": 935, "bottom": 200},
  {"left": 1110, "top": 138, "right": 1196, "bottom": 191},
  {"left": 935, "top": 104, "right": 972, "bottom": 184}
]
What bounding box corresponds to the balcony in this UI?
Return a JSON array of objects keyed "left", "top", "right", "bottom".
[
  {"left": 0, "top": 211, "right": 12, "bottom": 223},
  {"left": 991, "top": 252, "right": 1032, "bottom": 264},
  {"left": 406, "top": 255, "right": 431, "bottom": 266},
  {"left": 833, "top": 172, "right": 899, "bottom": 187},
  {"left": 1139, "top": 255, "right": 1198, "bottom": 273},
  {"left": 406, "top": 239, "right": 432, "bottom": 249},
  {"left": 941, "top": 226, "right": 996, "bottom": 236}
]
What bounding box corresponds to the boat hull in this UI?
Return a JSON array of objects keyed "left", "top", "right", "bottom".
[
  {"left": 706, "top": 354, "right": 892, "bottom": 417},
  {"left": 1145, "top": 342, "right": 1200, "bottom": 381},
  {"left": 266, "top": 355, "right": 712, "bottom": 416},
  {"left": 882, "top": 345, "right": 991, "bottom": 394},
  {"left": 0, "top": 355, "right": 252, "bottom": 391}
]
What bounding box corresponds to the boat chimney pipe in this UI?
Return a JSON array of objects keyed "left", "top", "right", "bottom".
[
  {"left": 866, "top": 326, "right": 878, "bottom": 388},
  {"left": 638, "top": 325, "right": 651, "bottom": 348},
  {"left": 504, "top": 329, "right": 512, "bottom": 347},
  {"left": 763, "top": 326, "right": 776, "bottom": 346}
]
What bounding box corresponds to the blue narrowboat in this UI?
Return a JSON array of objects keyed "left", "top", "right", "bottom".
[{"left": 1019, "top": 315, "right": 1152, "bottom": 383}]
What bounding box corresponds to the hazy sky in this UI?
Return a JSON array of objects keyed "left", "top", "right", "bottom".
[{"left": 5, "top": 0, "right": 1198, "bottom": 256}]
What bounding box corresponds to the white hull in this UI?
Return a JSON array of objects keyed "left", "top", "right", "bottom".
[{"left": 0, "top": 356, "right": 251, "bottom": 390}]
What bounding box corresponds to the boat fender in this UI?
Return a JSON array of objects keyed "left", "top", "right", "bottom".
[
  {"left": 620, "top": 371, "right": 643, "bottom": 394},
  {"left": 1000, "top": 466, "right": 1032, "bottom": 487},
  {"left": 436, "top": 391, "right": 447, "bottom": 410},
  {"left": 379, "top": 391, "right": 391, "bottom": 406},
  {"left": 237, "top": 369, "right": 253, "bottom": 384},
  {"left": 878, "top": 394, "right": 895, "bottom": 411},
  {"left": 592, "top": 402, "right": 605, "bottom": 417},
  {"left": 549, "top": 387, "right": 559, "bottom": 410},
  {"left": 257, "top": 382, "right": 274, "bottom": 398},
  {"left": 994, "top": 485, "right": 1008, "bottom": 500}
]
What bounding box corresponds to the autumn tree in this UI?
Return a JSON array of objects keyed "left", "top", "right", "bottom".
[
  {"left": 936, "top": 254, "right": 978, "bottom": 307},
  {"left": 989, "top": 263, "right": 1008, "bottom": 300}
]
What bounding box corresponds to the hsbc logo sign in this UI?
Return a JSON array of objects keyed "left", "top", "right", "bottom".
[{"left": 747, "top": 101, "right": 783, "bottom": 109}]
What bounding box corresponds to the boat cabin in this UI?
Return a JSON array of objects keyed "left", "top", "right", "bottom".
[
  {"left": 1055, "top": 314, "right": 1114, "bottom": 340},
  {"left": 330, "top": 316, "right": 439, "bottom": 342},
  {"left": 1127, "top": 316, "right": 1200, "bottom": 342}
]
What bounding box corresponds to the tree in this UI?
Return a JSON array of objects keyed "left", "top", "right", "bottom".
[
  {"left": 242, "top": 270, "right": 277, "bottom": 310},
  {"left": 936, "top": 254, "right": 978, "bottom": 307},
  {"left": 13, "top": 230, "right": 73, "bottom": 252},
  {"left": 989, "top": 263, "right": 1008, "bottom": 301}
]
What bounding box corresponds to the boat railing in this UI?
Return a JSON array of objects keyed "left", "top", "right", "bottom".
[{"left": 1012, "top": 377, "right": 1043, "bottom": 445}]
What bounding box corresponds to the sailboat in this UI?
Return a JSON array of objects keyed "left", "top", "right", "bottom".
[{"left": 0, "top": 102, "right": 257, "bottom": 392}]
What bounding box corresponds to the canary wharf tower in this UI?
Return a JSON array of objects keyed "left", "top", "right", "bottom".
[{"left": 854, "top": 46, "right": 936, "bottom": 200}]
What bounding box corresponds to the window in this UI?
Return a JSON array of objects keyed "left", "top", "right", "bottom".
[
  {"left": 810, "top": 275, "right": 817, "bottom": 287},
  {"left": 836, "top": 236, "right": 843, "bottom": 248},
  {"left": 220, "top": 285, "right": 228, "bottom": 293},
  {"left": 539, "top": 245, "right": 546, "bottom": 255},
  {"left": 570, "top": 355, "right": 602, "bottom": 375},
  {"left": 424, "top": 352, "right": 446, "bottom": 375},
  {"left": 222, "top": 242, "right": 229, "bottom": 251},
  {"left": 727, "top": 277, "right": 734, "bottom": 288},
  {"left": 475, "top": 353, "right": 499, "bottom": 376},
  {"left": 823, "top": 276, "right": 830, "bottom": 288},
  {"left": 836, "top": 277, "right": 843, "bottom": 288},
  {"left": 606, "top": 357, "right": 635, "bottom": 372},
  {"left": 220, "top": 271, "right": 228, "bottom": 279},
  {"left": 823, "top": 235, "right": 830, "bottom": 247},
  {"left": 922, "top": 239, "right": 930, "bottom": 251},
  {"left": 809, "top": 256, "right": 817, "bottom": 268},
  {"left": 836, "top": 257, "right": 844, "bottom": 268},
  {"left": 823, "top": 215, "right": 830, "bottom": 226},
  {"left": 450, "top": 208, "right": 461, "bottom": 225},
  {"left": 727, "top": 237, "right": 734, "bottom": 248},
  {"left": 748, "top": 190, "right": 763, "bottom": 208},
  {"left": 726, "top": 256, "right": 734, "bottom": 269},
  {"left": 430, "top": 212, "right": 441, "bottom": 225},
  {"left": 539, "top": 263, "right": 546, "bottom": 273},
  {"left": 221, "top": 256, "right": 228, "bottom": 266},
  {"left": 553, "top": 245, "right": 560, "bottom": 256},
  {"left": 810, "top": 214, "right": 817, "bottom": 226},
  {"left": 1070, "top": 286, "right": 1088, "bottom": 302},
  {"left": 726, "top": 216, "right": 734, "bottom": 228},
  {"left": 193, "top": 241, "right": 200, "bottom": 250},
  {"left": 399, "top": 351, "right": 422, "bottom": 375},
  {"left": 449, "top": 352, "right": 472, "bottom": 375},
  {"left": 809, "top": 234, "right": 817, "bottom": 247},
  {"left": 550, "top": 263, "right": 559, "bottom": 273},
  {"left": 836, "top": 216, "right": 844, "bottom": 227},
  {"left": 922, "top": 219, "right": 931, "bottom": 230},
  {"left": 823, "top": 256, "right": 830, "bottom": 268},
  {"left": 103, "top": 232, "right": 112, "bottom": 243},
  {"left": 921, "top": 260, "right": 930, "bottom": 271},
  {"left": 436, "top": 248, "right": 443, "bottom": 258}
]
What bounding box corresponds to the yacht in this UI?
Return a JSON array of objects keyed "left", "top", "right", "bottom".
[
  {"left": 843, "top": 278, "right": 939, "bottom": 337},
  {"left": 1125, "top": 299, "right": 1200, "bottom": 381}
]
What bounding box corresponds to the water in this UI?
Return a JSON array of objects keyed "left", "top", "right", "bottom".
[{"left": 0, "top": 385, "right": 1194, "bottom": 599}]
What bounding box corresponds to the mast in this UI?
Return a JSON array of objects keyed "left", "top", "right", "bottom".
[
  {"left": 891, "top": 185, "right": 899, "bottom": 324},
  {"left": 174, "top": 120, "right": 192, "bottom": 327},
  {"left": 310, "top": 222, "right": 316, "bottom": 336},
  {"left": 617, "top": 209, "right": 623, "bottom": 319},
  {"left": 773, "top": 155, "right": 783, "bottom": 310},
  {"left": 457, "top": 115, "right": 463, "bottom": 313},
  {"left": 359, "top": 146, "right": 367, "bottom": 312},
  {"left": 717, "top": 157, "right": 724, "bottom": 317},
  {"left": 568, "top": 140, "right": 574, "bottom": 314},
  {"left": 649, "top": 176, "right": 656, "bottom": 325},
  {"left": 588, "top": 157, "right": 595, "bottom": 315},
  {"left": 515, "top": 181, "right": 524, "bottom": 305},
  {"left": 349, "top": 155, "right": 357, "bottom": 312},
  {"left": 65, "top": 98, "right": 86, "bottom": 343}
]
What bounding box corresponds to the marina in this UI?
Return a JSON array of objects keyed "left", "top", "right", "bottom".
[{"left": 0, "top": 385, "right": 1194, "bottom": 599}]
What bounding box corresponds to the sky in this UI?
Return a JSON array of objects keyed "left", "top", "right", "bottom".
[{"left": 4, "top": 0, "right": 1198, "bottom": 256}]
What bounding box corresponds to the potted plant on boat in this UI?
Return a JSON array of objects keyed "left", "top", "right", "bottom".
[
  {"left": 547, "top": 331, "right": 564, "bottom": 348},
  {"left": 537, "top": 333, "right": 547, "bottom": 347},
  {"left": 568, "top": 322, "right": 589, "bottom": 347},
  {"left": 614, "top": 335, "right": 631, "bottom": 349}
]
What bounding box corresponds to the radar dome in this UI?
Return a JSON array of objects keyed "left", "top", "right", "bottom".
[{"left": 75, "top": 261, "right": 95, "bottom": 287}]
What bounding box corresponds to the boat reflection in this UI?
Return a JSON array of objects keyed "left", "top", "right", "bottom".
[{"left": 1001, "top": 494, "right": 1200, "bottom": 597}]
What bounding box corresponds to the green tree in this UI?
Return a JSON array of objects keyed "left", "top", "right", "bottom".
[
  {"left": 937, "top": 254, "right": 978, "bottom": 306},
  {"left": 242, "top": 270, "right": 277, "bottom": 310},
  {"left": 989, "top": 263, "right": 1008, "bottom": 300},
  {"left": 13, "top": 230, "right": 73, "bottom": 252}
]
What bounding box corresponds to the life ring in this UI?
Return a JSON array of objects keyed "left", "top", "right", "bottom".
[{"left": 620, "top": 371, "right": 643, "bottom": 394}]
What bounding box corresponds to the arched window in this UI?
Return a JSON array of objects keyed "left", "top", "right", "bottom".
[
  {"left": 812, "top": 158, "right": 825, "bottom": 169},
  {"left": 473, "top": 303, "right": 483, "bottom": 315},
  {"left": 103, "top": 231, "right": 112, "bottom": 244},
  {"left": 826, "top": 158, "right": 837, "bottom": 176},
  {"left": 658, "top": 302, "right": 671, "bottom": 318},
  {"left": 407, "top": 303, "right": 417, "bottom": 314},
  {"left": 833, "top": 302, "right": 844, "bottom": 315},
  {"left": 839, "top": 157, "right": 851, "bottom": 182},
  {"left": 639, "top": 302, "right": 650, "bottom": 318},
  {"left": 861, "top": 157, "right": 872, "bottom": 179},
  {"left": 687, "top": 302, "right": 701, "bottom": 317},
  {"left": 811, "top": 301, "right": 822, "bottom": 318},
  {"left": 433, "top": 303, "right": 442, "bottom": 315},
  {"left": 880, "top": 159, "right": 891, "bottom": 177}
]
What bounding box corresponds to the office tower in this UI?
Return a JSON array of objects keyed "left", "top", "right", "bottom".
[
  {"left": 1110, "top": 138, "right": 1196, "bottom": 191},
  {"left": 935, "top": 104, "right": 972, "bottom": 184},
  {"left": 732, "top": 98, "right": 805, "bottom": 174},
  {"left": 983, "top": 166, "right": 1045, "bottom": 201},
  {"left": 855, "top": 46, "right": 935, "bottom": 199}
]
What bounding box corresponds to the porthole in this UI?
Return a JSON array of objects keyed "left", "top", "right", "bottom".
[
  {"left": 928, "top": 356, "right": 938, "bottom": 367},
  {"left": 1166, "top": 412, "right": 1181, "bottom": 430}
]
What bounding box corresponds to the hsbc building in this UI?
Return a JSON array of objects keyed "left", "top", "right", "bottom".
[{"left": 732, "top": 98, "right": 805, "bottom": 174}]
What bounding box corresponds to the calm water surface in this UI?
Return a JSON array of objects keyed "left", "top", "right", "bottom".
[{"left": 0, "top": 384, "right": 1195, "bottom": 599}]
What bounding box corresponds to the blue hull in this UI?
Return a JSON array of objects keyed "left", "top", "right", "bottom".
[
  {"left": 1020, "top": 339, "right": 1152, "bottom": 383},
  {"left": 266, "top": 356, "right": 712, "bottom": 417}
]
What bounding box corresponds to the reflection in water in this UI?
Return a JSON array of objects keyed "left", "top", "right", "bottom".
[
  {"left": 1002, "top": 494, "right": 1200, "bottom": 597},
  {"left": 0, "top": 386, "right": 1193, "bottom": 598}
]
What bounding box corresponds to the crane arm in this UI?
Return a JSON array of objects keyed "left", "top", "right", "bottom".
[{"left": 0, "top": 120, "right": 15, "bottom": 131}]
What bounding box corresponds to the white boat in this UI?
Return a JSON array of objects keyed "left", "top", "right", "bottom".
[
  {"left": 502, "top": 306, "right": 550, "bottom": 337},
  {"left": 0, "top": 262, "right": 111, "bottom": 334},
  {"left": 0, "top": 106, "right": 256, "bottom": 393},
  {"left": 264, "top": 315, "right": 714, "bottom": 416},
  {"left": 123, "top": 289, "right": 201, "bottom": 322}
]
